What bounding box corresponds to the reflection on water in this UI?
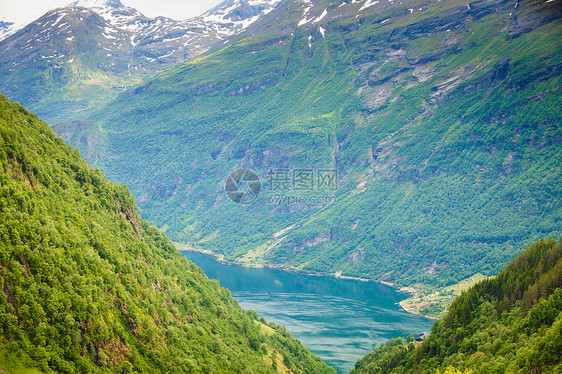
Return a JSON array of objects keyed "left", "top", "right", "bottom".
[{"left": 182, "top": 251, "right": 435, "bottom": 374}]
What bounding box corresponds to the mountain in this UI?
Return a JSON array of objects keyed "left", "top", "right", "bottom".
[
  {"left": 202, "top": 0, "right": 283, "bottom": 34},
  {"left": 350, "top": 237, "right": 562, "bottom": 373},
  {"left": 0, "top": 7, "right": 49, "bottom": 41},
  {"left": 0, "top": 93, "right": 335, "bottom": 373},
  {"left": 0, "top": 0, "right": 281, "bottom": 124},
  {"left": 0, "top": 21, "right": 20, "bottom": 41},
  {"left": 62, "top": 0, "right": 562, "bottom": 289}
]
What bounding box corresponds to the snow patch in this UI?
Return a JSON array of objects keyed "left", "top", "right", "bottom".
[
  {"left": 298, "top": 17, "right": 310, "bottom": 26},
  {"left": 202, "top": 0, "right": 281, "bottom": 34},
  {"left": 157, "top": 50, "right": 176, "bottom": 59},
  {"left": 52, "top": 14, "right": 65, "bottom": 27},
  {"left": 299, "top": 7, "right": 327, "bottom": 26},
  {"left": 360, "top": 0, "right": 379, "bottom": 11},
  {"left": 314, "top": 9, "right": 328, "bottom": 23}
]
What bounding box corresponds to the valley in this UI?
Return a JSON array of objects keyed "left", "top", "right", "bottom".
[
  {"left": 71, "top": 0, "right": 561, "bottom": 290},
  {"left": 0, "top": 0, "right": 560, "bottom": 373},
  {"left": 181, "top": 250, "right": 435, "bottom": 373}
]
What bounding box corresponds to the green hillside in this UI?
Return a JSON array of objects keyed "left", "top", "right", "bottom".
[
  {"left": 68, "top": 0, "right": 562, "bottom": 288},
  {"left": 0, "top": 94, "right": 335, "bottom": 373},
  {"left": 351, "top": 237, "right": 562, "bottom": 373}
]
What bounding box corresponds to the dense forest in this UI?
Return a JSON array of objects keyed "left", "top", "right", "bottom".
[
  {"left": 0, "top": 94, "right": 335, "bottom": 373},
  {"left": 351, "top": 237, "right": 562, "bottom": 373}
]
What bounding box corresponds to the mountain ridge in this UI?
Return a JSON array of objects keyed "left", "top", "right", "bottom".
[{"left": 0, "top": 0, "right": 281, "bottom": 124}]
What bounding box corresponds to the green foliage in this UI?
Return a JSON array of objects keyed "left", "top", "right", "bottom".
[
  {"left": 350, "top": 238, "right": 562, "bottom": 374},
  {"left": 0, "top": 94, "right": 335, "bottom": 373},
  {"left": 436, "top": 368, "right": 471, "bottom": 374}
]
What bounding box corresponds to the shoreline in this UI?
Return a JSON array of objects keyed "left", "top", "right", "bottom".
[
  {"left": 175, "top": 244, "right": 440, "bottom": 321},
  {"left": 398, "top": 300, "right": 440, "bottom": 321},
  {"left": 176, "top": 245, "right": 376, "bottom": 282}
]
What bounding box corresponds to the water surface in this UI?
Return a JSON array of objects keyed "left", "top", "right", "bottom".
[{"left": 181, "top": 251, "right": 434, "bottom": 373}]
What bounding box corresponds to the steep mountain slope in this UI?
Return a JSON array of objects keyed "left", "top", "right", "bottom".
[
  {"left": 76, "top": 0, "right": 561, "bottom": 288},
  {"left": 0, "top": 94, "right": 335, "bottom": 373},
  {"left": 0, "top": 0, "right": 281, "bottom": 124},
  {"left": 350, "top": 237, "right": 562, "bottom": 373}
]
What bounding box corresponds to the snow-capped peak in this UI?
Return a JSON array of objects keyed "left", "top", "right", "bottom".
[
  {"left": 203, "top": 0, "right": 282, "bottom": 35},
  {"left": 71, "top": 0, "right": 124, "bottom": 9}
]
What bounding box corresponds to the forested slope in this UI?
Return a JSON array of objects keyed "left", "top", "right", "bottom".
[
  {"left": 0, "top": 94, "right": 335, "bottom": 373},
  {"left": 351, "top": 237, "right": 562, "bottom": 373}
]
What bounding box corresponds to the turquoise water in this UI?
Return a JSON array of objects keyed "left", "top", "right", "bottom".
[{"left": 181, "top": 251, "right": 435, "bottom": 373}]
